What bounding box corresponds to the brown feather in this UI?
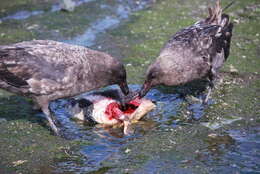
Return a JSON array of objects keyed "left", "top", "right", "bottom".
[
  {"left": 0, "top": 40, "right": 127, "bottom": 99},
  {"left": 0, "top": 40, "right": 129, "bottom": 134},
  {"left": 139, "top": 0, "right": 234, "bottom": 99}
]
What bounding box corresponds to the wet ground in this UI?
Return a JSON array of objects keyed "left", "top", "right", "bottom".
[{"left": 0, "top": 0, "right": 259, "bottom": 173}]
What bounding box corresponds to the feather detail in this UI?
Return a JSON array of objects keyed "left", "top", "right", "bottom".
[
  {"left": 206, "top": 0, "right": 222, "bottom": 25},
  {"left": 140, "top": 0, "right": 234, "bottom": 99},
  {"left": 0, "top": 40, "right": 128, "bottom": 134}
]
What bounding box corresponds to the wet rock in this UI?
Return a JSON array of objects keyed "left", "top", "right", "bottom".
[
  {"left": 206, "top": 134, "right": 235, "bottom": 147},
  {"left": 26, "top": 24, "right": 40, "bottom": 30},
  {"left": 12, "top": 160, "right": 28, "bottom": 167},
  {"left": 125, "top": 148, "right": 131, "bottom": 153},
  {"left": 60, "top": 0, "right": 76, "bottom": 12},
  {"left": 229, "top": 65, "right": 239, "bottom": 73},
  {"left": 0, "top": 118, "right": 7, "bottom": 124}
]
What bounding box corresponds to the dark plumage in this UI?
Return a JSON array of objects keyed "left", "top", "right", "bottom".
[
  {"left": 139, "top": 0, "right": 233, "bottom": 102},
  {"left": 0, "top": 40, "right": 129, "bottom": 135}
]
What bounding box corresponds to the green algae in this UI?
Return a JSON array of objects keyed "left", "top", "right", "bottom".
[
  {"left": 106, "top": 0, "right": 260, "bottom": 124},
  {"left": 0, "top": 94, "right": 69, "bottom": 174},
  {"left": 102, "top": 1, "right": 260, "bottom": 171},
  {"left": 0, "top": 1, "right": 103, "bottom": 44},
  {"left": 0, "top": 0, "right": 54, "bottom": 18},
  {"left": 0, "top": 0, "right": 259, "bottom": 173}
]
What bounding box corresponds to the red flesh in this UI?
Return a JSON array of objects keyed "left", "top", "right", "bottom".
[{"left": 105, "top": 98, "right": 141, "bottom": 120}]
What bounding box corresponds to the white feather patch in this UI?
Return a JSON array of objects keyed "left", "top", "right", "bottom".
[
  {"left": 70, "top": 95, "right": 120, "bottom": 125},
  {"left": 91, "top": 99, "right": 119, "bottom": 125},
  {"left": 73, "top": 110, "right": 85, "bottom": 120}
]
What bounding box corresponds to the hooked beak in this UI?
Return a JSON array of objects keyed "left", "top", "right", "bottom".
[
  {"left": 119, "top": 81, "right": 129, "bottom": 96},
  {"left": 139, "top": 81, "right": 152, "bottom": 98}
]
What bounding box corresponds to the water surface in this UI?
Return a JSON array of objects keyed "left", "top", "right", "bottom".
[{"left": 0, "top": 0, "right": 259, "bottom": 173}]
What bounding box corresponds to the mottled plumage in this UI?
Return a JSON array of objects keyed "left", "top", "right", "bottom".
[
  {"left": 0, "top": 40, "right": 129, "bottom": 135},
  {"left": 139, "top": 0, "right": 233, "bottom": 102}
]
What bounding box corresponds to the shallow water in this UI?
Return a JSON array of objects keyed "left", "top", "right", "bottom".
[
  {"left": 0, "top": 0, "right": 94, "bottom": 21},
  {"left": 49, "top": 85, "right": 184, "bottom": 173},
  {"left": 48, "top": 84, "right": 259, "bottom": 173},
  {"left": 0, "top": 0, "right": 259, "bottom": 173},
  {"left": 65, "top": 0, "right": 150, "bottom": 47}
]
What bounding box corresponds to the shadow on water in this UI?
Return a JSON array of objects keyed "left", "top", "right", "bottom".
[{"left": 0, "top": 92, "right": 46, "bottom": 126}]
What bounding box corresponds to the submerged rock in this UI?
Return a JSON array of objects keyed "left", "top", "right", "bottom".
[{"left": 201, "top": 116, "right": 242, "bottom": 130}]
